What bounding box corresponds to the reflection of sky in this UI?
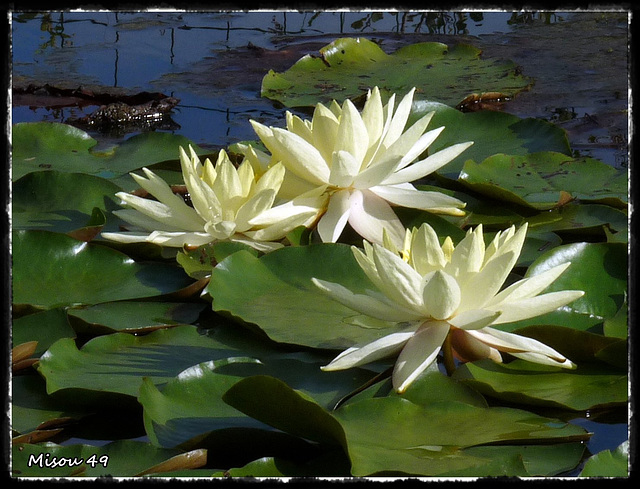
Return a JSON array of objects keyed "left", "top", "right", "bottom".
[
  {"left": 11, "top": 11, "right": 580, "bottom": 149},
  {"left": 11, "top": 11, "right": 541, "bottom": 90}
]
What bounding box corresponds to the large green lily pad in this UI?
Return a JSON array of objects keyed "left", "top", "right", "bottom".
[
  {"left": 261, "top": 37, "right": 532, "bottom": 108},
  {"left": 223, "top": 375, "right": 588, "bottom": 477},
  {"left": 208, "top": 244, "right": 396, "bottom": 350},
  {"left": 459, "top": 152, "right": 628, "bottom": 210},
  {"left": 12, "top": 230, "right": 194, "bottom": 309},
  {"left": 12, "top": 170, "right": 124, "bottom": 236},
  {"left": 11, "top": 122, "right": 203, "bottom": 181},
  {"left": 452, "top": 359, "right": 627, "bottom": 411}
]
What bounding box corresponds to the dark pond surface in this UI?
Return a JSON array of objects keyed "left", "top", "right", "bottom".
[
  {"left": 12, "top": 10, "right": 629, "bottom": 168},
  {"left": 10, "top": 9, "right": 630, "bottom": 475}
]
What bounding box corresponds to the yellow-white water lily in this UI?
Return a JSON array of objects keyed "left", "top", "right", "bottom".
[
  {"left": 238, "top": 87, "right": 473, "bottom": 248},
  {"left": 313, "top": 222, "right": 584, "bottom": 393},
  {"left": 102, "top": 146, "right": 315, "bottom": 252}
]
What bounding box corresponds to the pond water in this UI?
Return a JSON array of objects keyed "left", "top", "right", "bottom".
[
  {"left": 12, "top": 10, "right": 629, "bottom": 168},
  {"left": 10, "top": 9, "right": 630, "bottom": 476}
]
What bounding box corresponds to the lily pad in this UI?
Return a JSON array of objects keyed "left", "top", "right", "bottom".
[
  {"left": 580, "top": 441, "right": 629, "bottom": 477},
  {"left": 12, "top": 308, "right": 76, "bottom": 357},
  {"left": 208, "top": 244, "right": 398, "bottom": 350},
  {"left": 12, "top": 170, "right": 124, "bottom": 236},
  {"left": 452, "top": 359, "right": 627, "bottom": 411},
  {"left": 525, "top": 242, "right": 627, "bottom": 321},
  {"left": 12, "top": 230, "right": 194, "bottom": 309},
  {"left": 261, "top": 38, "right": 532, "bottom": 109},
  {"left": 66, "top": 301, "right": 207, "bottom": 334},
  {"left": 412, "top": 101, "right": 572, "bottom": 178},
  {"left": 459, "top": 152, "right": 628, "bottom": 210},
  {"left": 12, "top": 122, "right": 204, "bottom": 181}
]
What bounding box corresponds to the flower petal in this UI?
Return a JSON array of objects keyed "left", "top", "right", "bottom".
[
  {"left": 329, "top": 150, "right": 360, "bottom": 187},
  {"left": 382, "top": 87, "right": 415, "bottom": 148},
  {"left": 448, "top": 308, "right": 501, "bottom": 330},
  {"left": 465, "top": 326, "right": 572, "bottom": 363},
  {"left": 311, "top": 103, "right": 340, "bottom": 163},
  {"left": 370, "top": 185, "right": 466, "bottom": 213},
  {"left": 450, "top": 328, "right": 503, "bottom": 364},
  {"left": 371, "top": 243, "right": 424, "bottom": 310},
  {"left": 145, "top": 230, "right": 216, "bottom": 247},
  {"left": 321, "top": 329, "right": 416, "bottom": 372},
  {"left": 317, "top": 189, "right": 351, "bottom": 243},
  {"left": 487, "top": 262, "right": 572, "bottom": 307},
  {"left": 313, "top": 278, "right": 423, "bottom": 322},
  {"left": 381, "top": 141, "right": 474, "bottom": 185},
  {"left": 335, "top": 99, "right": 370, "bottom": 165},
  {"left": 422, "top": 270, "right": 461, "bottom": 320},
  {"left": 347, "top": 189, "right": 406, "bottom": 247},
  {"left": 392, "top": 320, "right": 450, "bottom": 393},
  {"left": 271, "top": 127, "right": 331, "bottom": 185},
  {"left": 490, "top": 290, "right": 585, "bottom": 324}
]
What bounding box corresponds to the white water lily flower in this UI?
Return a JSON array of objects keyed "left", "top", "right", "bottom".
[
  {"left": 313, "top": 222, "right": 584, "bottom": 393},
  {"left": 102, "top": 146, "right": 315, "bottom": 252},
  {"left": 238, "top": 87, "right": 473, "bottom": 248}
]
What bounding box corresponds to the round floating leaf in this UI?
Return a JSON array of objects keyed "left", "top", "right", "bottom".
[
  {"left": 452, "top": 359, "right": 627, "bottom": 411},
  {"left": 12, "top": 170, "right": 123, "bottom": 235},
  {"left": 12, "top": 230, "right": 194, "bottom": 309},
  {"left": 527, "top": 203, "right": 628, "bottom": 239},
  {"left": 11, "top": 373, "right": 86, "bottom": 435},
  {"left": 208, "top": 244, "right": 396, "bottom": 350},
  {"left": 12, "top": 308, "right": 76, "bottom": 357},
  {"left": 12, "top": 122, "right": 203, "bottom": 181},
  {"left": 412, "top": 101, "right": 571, "bottom": 178},
  {"left": 525, "top": 242, "right": 627, "bottom": 321},
  {"left": 223, "top": 375, "right": 348, "bottom": 447},
  {"left": 579, "top": 441, "right": 629, "bottom": 477},
  {"left": 67, "top": 301, "right": 206, "bottom": 334},
  {"left": 333, "top": 396, "right": 588, "bottom": 476},
  {"left": 261, "top": 38, "right": 531, "bottom": 108},
  {"left": 459, "top": 152, "right": 628, "bottom": 210},
  {"left": 176, "top": 241, "right": 259, "bottom": 280}
]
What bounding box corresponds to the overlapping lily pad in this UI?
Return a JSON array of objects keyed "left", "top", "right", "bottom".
[
  {"left": 12, "top": 230, "right": 194, "bottom": 309},
  {"left": 261, "top": 37, "right": 532, "bottom": 108},
  {"left": 12, "top": 122, "right": 204, "bottom": 181},
  {"left": 459, "top": 152, "right": 628, "bottom": 210}
]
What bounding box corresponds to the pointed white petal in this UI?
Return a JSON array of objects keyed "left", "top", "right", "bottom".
[
  {"left": 347, "top": 189, "right": 405, "bottom": 247},
  {"left": 422, "top": 270, "right": 461, "bottom": 320},
  {"left": 329, "top": 150, "right": 360, "bottom": 187},
  {"left": 370, "top": 185, "right": 466, "bottom": 212},
  {"left": 448, "top": 308, "right": 502, "bottom": 330},
  {"left": 382, "top": 88, "right": 415, "bottom": 148},
  {"left": 392, "top": 122, "right": 441, "bottom": 171},
  {"left": 111, "top": 208, "right": 186, "bottom": 233},
  {"left": 116, "top": 192, "right": 204, "bottom": 232},
  {"left": 456, "top": 251, "right": 516, "bottom": 312},
  {"left": 361, "top": 86, "right": 384, "bottom": 146},
  {"left": 487, "top": 262, "right": 573, "bottom": 307},
  {"left": 371, "top": 243, "right": 424, "bottom": 310},
  {"left": 382, "top": 141, "right": 474, "bottom": 185},
  {"left": 313, "top": 278, "right": 423, "bottom": 322},
  {"left": 392, "top": 320, "right": 450, "bottom": 393},
  {"left": 311, "top": 103, "right": 340, "bottom": 163},
  {"left": 408, "top": 222, "right": 448, "bottom": 275},
  {"left": 101, "top": 231, "right": 153, "bottom": 243},
  {"left": 509, "top": 350, "right": 576, "bottom": 369},
  {"left": 272, "top": 127, "right": 331, "bottom": 185},
  {"left": 335, "top": 99, "right": 369, "bottom": 165},
  {"left": 466, "top": 326, "right": 572, "bottom": 363},
  {"left": 145, "top": 230, "right": 214, "bottom": 247},
  {"left": 321, "top": 330, "right": 415, "bottom": 371},
  {"left": 317, "top": 189, "right": 352, "bottom": 243},
  {"left": 234, "top": 189, "right": 278, "bottom": 232},
  {"left": 490, "top": 290, "right": 585, "bottom": 324}
]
